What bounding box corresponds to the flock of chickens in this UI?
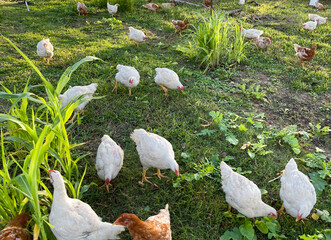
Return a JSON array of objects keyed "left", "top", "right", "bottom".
[{"left": 2, "top": 0, "right": 327, "bottom": 239}]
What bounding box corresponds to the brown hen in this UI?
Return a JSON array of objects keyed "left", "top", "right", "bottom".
[
  {"left": 315, "top": 2, "right": 326, "bottom": 10},
  {"left": 171, "top": 20, "right": 190, "bottom": 36},
  {"left": 114, "top": 204, "right": 171, "bottom": 240},
  {"left": 254, "top": 37, "right": 272, "bottom": 50},
  {"left": 0, "top": 213, "right": 31, "bottom": 240},
  {"left": 204, "top": 0, "right": 211, "bottom": 7},
  {"left": 77, "top": 2, "right": 88, "bottom": 17},
  {"left": 143, "top": 3, "right": 162, "bottom": 12},
  {"left": 293, "top": 44, "right": 317, "bottom": 67}
]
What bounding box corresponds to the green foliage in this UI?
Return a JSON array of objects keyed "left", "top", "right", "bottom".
[
  {"left": 220, "top": 217, "right": 287, "bottom": 240},
  {"left": 315, "top": 209, "right": 331, "bottom": 223},
  {"left": 0, "top": 36, "right": 99, "bottom": 239},
  {"left": 177, "top": 11, "right": 247, "bottom": 71},
  {"left": 235, "top": 82, "right": 268, "bottom": 102},
  {"left": 309, "top": 123, "right": 330, "bottom": 139},
  {"left": 308, "top": 172, "right": 328, "bottom": 196}
]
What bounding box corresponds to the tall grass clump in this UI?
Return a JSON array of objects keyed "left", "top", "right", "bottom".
[
  {"left": 178, "top": 11, "right": 248, "bottom": 71},
  {"left": 0, "top": 36, "right": 99, "bottom": 239}
]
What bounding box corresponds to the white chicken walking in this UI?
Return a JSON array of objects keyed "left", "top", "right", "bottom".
[
  {"left": 128, "top": 27, "right": 147, "bottom": 45},
  {"left": 241, "top": 28, "right": 264, "bottom": 39},
  {"left": 130, "top": 129, "right": 179, "bottom": 185},
  {"left": 308, "top": 14, "right": 327, "bottom": 25},
  {"left": 36, "top": 39, "right": 54, "bottom": 64},
  {"left": 96, "top": 135, "right": 124, "bottom": 192},
  {"left": 113, "top": 64, "right": 140, "bottom": 96},
  {"left": 302, "top": 20, "right": 318, "bottom": 31},
  {"left": 154, "top": 68, "right": 183, "bottom": 95},
  {"left": 279, "top": 158, "right": 316, "bottom": 221},
  {"left": 107, "top": 3, "right": 120, "bottom": 16},
  {"left": 49, "top": 170, "right": 125, "bottom": 240},
  {"left": 59, "top": 83, "right": 98, "bottom": 123},
  {"left": 220, "top": 161, "right": 277, "bottom": 218}
]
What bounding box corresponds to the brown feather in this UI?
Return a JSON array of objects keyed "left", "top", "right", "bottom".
[{"left": 0, "top": 213, "right": 31, "bottom": 240}]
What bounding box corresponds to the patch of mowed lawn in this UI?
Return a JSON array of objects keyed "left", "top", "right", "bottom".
[{"left": 0, "top": 0, "right": 330, "bottom": 239}]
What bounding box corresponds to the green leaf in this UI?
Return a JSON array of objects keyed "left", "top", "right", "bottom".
[
  {"left": 197, "top": 129, "right": 217, "bottom": 136},
  {"left": 56, "top": 56, "right": 101, "bottom": 95},
  {"left": 220, "top": 227, "right": 243, "bottom": 240},
  {"left": 292, "top": 147, "right": 301, "bottom": 155},
  {"left": 239, "top": 220, "right": 255, "bottom": 240},
  {"left": 247, "top": 150, "right": 255, "bottom": 159},
  {"left": 255, "top": 220, "right": 269, "bottom": 234},
  {"left": 12, "top": 174, "right": 33, "bottom": 200},
  {"left": 309, "top": 172, "right": 328, "bottom": 195},
  {"left": 226, "top": 133, "right": 239, "bottom": 145},
  {"left": 316, "top": 209, "right": 331, "bottom": 223},
  {"left": 238, "top": 124, "right": 248, "bottom": 131}
]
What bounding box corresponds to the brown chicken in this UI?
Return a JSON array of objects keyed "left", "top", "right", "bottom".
[
  {"left": 143, "top": 3, "right": 162, "bottom": 12},
  {"left": 0, "top": 213, "right": 31, "bottom": 240},
  {"left": 254, "top": 37, "right": 272, "bottom": 50},
  {"left": 204, "top": 0, "right": 211, "bottom": 7},
  {"left": 315, "top": 2, "right": 326, "bottom": 10},
  {"left": 114, "top": 204, "right": 171, "bottom": 240},
  {"left": 171, "top": 20, "right": 190, "bottom": 36},
  {"left": 293, "top": 44, "right": 317, "bottom": 67},
  {"left": 77, "top": 2, "right": 88, "bottom": 17}
]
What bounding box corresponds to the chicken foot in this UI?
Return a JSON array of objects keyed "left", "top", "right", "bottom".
[
  {"left": 158, "top": 84, "right": 168, "bottom": 95},
  {"left": 139, "top": 169, "right": 152, "bottom": 185},
  {"left": 153, "top": 169, "right": 168, "bottom": 179},
  {"left": 278, "top": 204, "right": 285, "bottom": 216},
  {"left": 67, "top": 112, "right": 78, "bottom": 124},
  {"left": 100, "top": 182, "right": 112, "bottom": 192},
  {"left": 112, "top": 81, "right": 118, "bottom": 93}
]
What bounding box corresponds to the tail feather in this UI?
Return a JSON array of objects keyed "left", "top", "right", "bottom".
[
  {"left": 220, "top": 161, "right": 233, "bottom": 179},
  {"left": 293, "top": 44, "right": 300, "bottom": 52},
  {"left": 130, "top": 129, "right": 146, "bottom": 144}
]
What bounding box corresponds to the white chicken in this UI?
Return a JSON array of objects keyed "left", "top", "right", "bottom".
[
  {"left": 239, "top": 0, "right": 245, "bottom": 5},
  {"left": 107, "top": 3, "right": 120, "bottom": 16},
  {"left": 279, "top": 158, "right": 317, "bottom": 221},
  {"left": 130, "top": 129, "right": 179, "bottom": 185},
  {"left": 220, "top": 161, "right": 277, "bottom": 218},
  {"left": 308, "top": 14, "right": 327, "bottom": 25},
  {"left": 59, "top": 83, "right": 98, "bottom": 123},
  {"left": 49, "top": 170, "right": 125, "bottom": 240},
  {"left": 96, "top": 135, "right": 124, "bottom": 192},
  {"left": 241, "top": 28, "right": 264, "bottom": 39},
  {"left": 302, "top": 20, "right": 318, "bottom": 30},
  {"left": 161, "top": 3, "right": 175, "bottom": 8},
  {"left": 36, "top": 39, "right": 54, "bottom": 64},
  {"left": 113, "top": 64, "right": 140, "bottom": 96},
  {"left": 128, "top": 27, "right": 147, "bottom": 45},
  {"left": 154, "top": 68, "right": 183, "bottom": 95}
]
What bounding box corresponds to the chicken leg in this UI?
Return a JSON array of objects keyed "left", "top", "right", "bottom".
[
  {"left": 278, "top": 204, "right": 285, "bottom": 216},
  {"left": 100, "top": 182, "right": 112, "bottom": 192},
  {"left": 128, "top": 88, "right": 132, "bottom": 96},
  {"left": 139, "top": 169, "right": 152, "bottom": 185},
  {"left": 67, "top": 112, "right": 78, "bottom": 124},
  {"left": 112, "top": 81, "right": 118, "bottom": 93},
  {"left": 158, "top": 84, "right": 168, "bottom": 95},
  {"left": 153, "top": 169, "right": 168, "bottom": 179}
]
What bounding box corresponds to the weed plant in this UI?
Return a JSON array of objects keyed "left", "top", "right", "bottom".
[
  {"left": 0, "top": 36, "right": 98, "bottom": 239},
  {"left": 178, "top": 11, "right": 248, "bottom": 71}
]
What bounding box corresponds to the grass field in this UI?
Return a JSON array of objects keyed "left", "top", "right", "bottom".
[{"left": 0, "top": 0, "right": 330, "bottom": 239}]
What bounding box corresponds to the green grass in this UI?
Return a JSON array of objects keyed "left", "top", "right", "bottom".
[{"left": 0, "top": 0, "right": 330, "bottom": 239}]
